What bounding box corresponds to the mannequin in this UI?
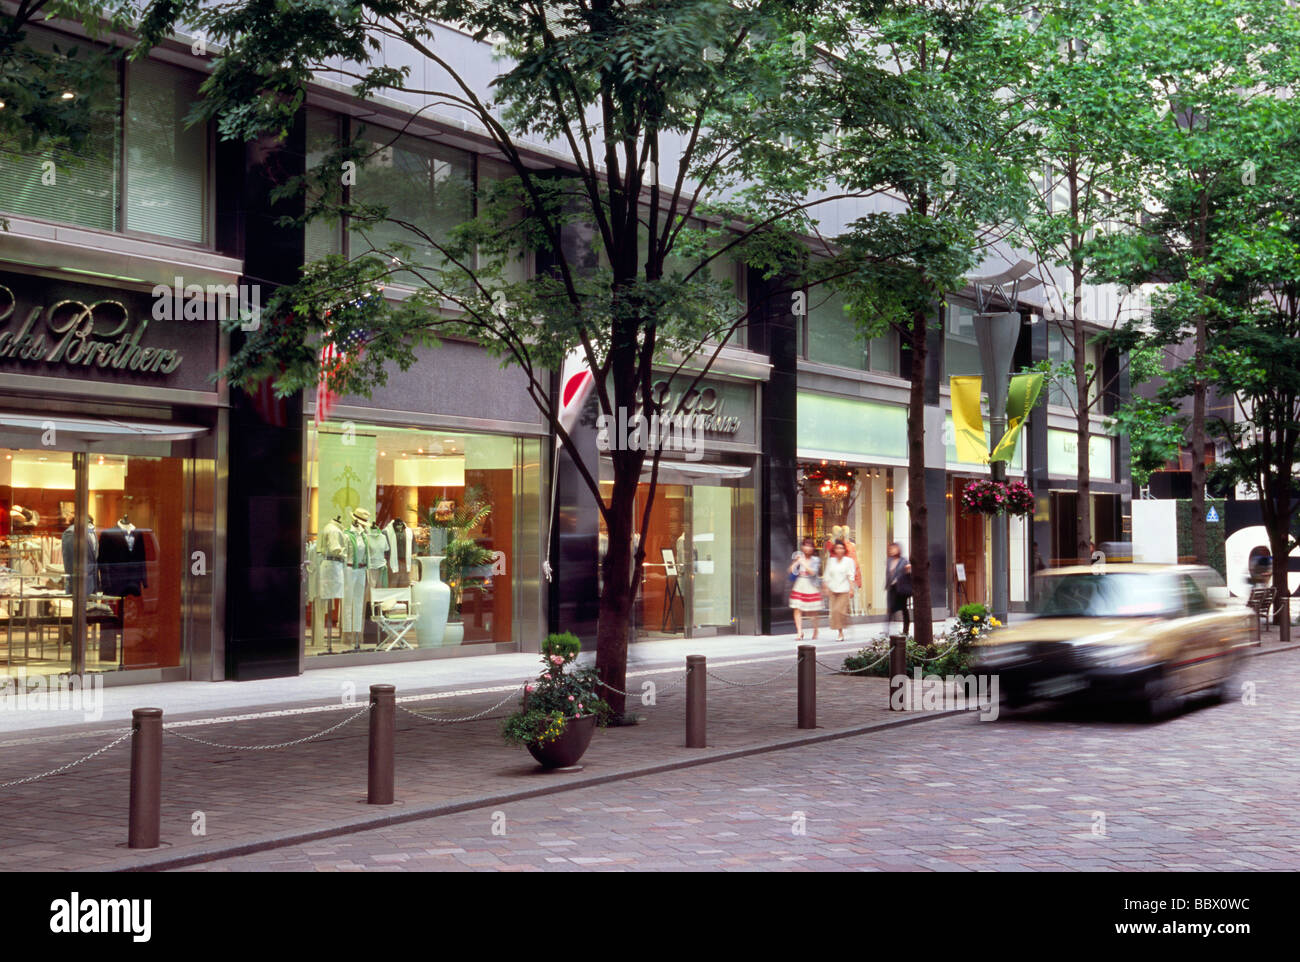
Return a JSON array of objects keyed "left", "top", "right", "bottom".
[
  {"left": 62, "top": 515, "right": 98, "bottom": 597},
  {"left": 98, "top": 515, "right": 147, "bottom": 597},
  {"left": 342, "top": 507, "right": 372, "bottom": 648},
  {"left": 383, "top": 517, "right": 415, "bottom": 588},
  {"left": 365, "top": 519, "right": 389, "bottom": 589},
  {"left": 316, "top": 516, "right": 347, "bottom": 651}
]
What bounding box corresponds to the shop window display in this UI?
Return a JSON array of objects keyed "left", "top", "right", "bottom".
[
  {"left": 1, "top": 450, "right": 185, "bottom": 676},
  {"left": 304, "top": 422, "right": 527, "bottom": 655}
]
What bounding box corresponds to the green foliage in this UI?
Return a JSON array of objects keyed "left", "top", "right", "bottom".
[
  {"left": 426, "top": 488, "right": 494, "bottom": 613},
  {"left": 541, "top": 632, "right": 582, "bottom": 662},
  {"left": 501, "top": 641, "right": 610, "bottom": 746},
  {"left": 1108, "top": 398, "right": 1184, "bottom": 486}
]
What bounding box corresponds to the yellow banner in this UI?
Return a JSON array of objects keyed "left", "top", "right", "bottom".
[{"left": 949, "top": 375, "right": 987, "bottom": 464}]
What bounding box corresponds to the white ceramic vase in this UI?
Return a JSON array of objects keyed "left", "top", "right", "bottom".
[
  {"left": 411, "top": 556, "right": 451, "bottom": 648},
  {"left": 443, "top": 621, "right": 464, "bottom": 647}
]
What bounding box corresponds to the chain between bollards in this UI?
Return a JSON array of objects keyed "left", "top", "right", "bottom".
[
  {"left": 368, "top": 684, "right": 395, "bottom": 805},
  {"left": 685, "top": 656, "right": 706, "bottom": 748},
  {"left": 128, "top": 707, "right": 163, "bottom": 849}
]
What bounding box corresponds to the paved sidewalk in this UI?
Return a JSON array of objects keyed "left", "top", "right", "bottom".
[
  {"left": 0, "top": 624, "right": 905, "bottom": 735},
  {"left": 0, "top": 638, "right": 920, "bottom": 871}
]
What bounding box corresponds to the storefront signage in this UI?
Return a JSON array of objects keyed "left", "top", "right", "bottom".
[
  {"left": 648, "top": 378, "right": 742, "bottom": 436},
  {"left": 1047, "top": 429, "right": 1113, "bottom": 481},
  {"left": 0, "top": 286, "right": 183, "bottom": 374},
  {"left": 797, "top": 392, "right": 907, "bottom": 462},
  {"left": 0, "top": 271, "right": 219, "bottom": 393}
]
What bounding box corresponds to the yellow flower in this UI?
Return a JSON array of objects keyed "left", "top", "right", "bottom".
[{"left": 973, "top": 615, "right": 981, "bottom": 622}]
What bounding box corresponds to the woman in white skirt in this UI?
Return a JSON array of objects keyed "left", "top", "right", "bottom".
[{"left": 790, "top": 536, "right": 823, "bottom": 640}]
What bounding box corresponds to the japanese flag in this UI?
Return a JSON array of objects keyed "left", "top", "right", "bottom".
[{"left": 557, "top": 347, "right": 594, "bottom": 435}]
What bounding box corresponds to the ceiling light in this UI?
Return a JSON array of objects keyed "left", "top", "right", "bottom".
[{"left": 61, "top": 91, "right": 75, "bottom": 100}]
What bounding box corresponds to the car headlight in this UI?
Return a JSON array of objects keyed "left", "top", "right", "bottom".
[{"left": 1082, "top": 641, "right": 1152, "bottom": 668}]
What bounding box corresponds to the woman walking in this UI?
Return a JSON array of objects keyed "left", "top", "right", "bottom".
[
  {"left": 823, "top": 539, "right": 857, "bottom": 642},
  {"left": 790, "top": 536, "right": 823, "bottom": 640},
  {"left": 884, "top": 541, "right": 913, "bottom": 637}
]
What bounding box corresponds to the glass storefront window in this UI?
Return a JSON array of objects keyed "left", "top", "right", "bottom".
[
  {"left": 596, "top": 459, "right": 755, "bottom": 640},
  {"left": 0, "top": 448, "right": 190, "bottom": 676},
  {"left": 304, "top": 421, "right": 535, "bottom": 655}
]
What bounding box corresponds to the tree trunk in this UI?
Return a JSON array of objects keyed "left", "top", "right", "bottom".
[
  {"left": 907, "top": 307, "right": 933, "bottom": 648},
  {"left": 1264, "top": 471, "right": 1291, "bottom": 644},
  {"left": 1188, "top": 320, "right": 1208, "bottom": 565},
  {"left": 1073, "top": 314, "right": 1091, "bottom": 565},
  {"left": 594, "top": 461, "right": 639, "bottom": 719}
]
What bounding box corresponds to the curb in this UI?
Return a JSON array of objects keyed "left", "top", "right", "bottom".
[{"left": 112, "top": 706, "right": 965, "bottom": 872}]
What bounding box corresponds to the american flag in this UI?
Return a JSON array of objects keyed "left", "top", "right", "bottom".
[
  {"left": 316, "top": 339, "right": 341, "bottom": 426},
  {"left": 316, "top": 327, "right": 368, "bottom": 425}
]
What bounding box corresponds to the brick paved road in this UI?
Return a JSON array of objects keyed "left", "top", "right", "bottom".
[{"left": 184, "top": 654, "right": 1300, "bottom": 872}]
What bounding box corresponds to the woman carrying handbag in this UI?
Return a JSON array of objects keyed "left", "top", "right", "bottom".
[{"left": 790, "top": 536, "right": 823, "bottom": 640}]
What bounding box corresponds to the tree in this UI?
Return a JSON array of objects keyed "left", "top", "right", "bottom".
[
  {"left": 136, "top": 0, "right": 852, "bottom": 715},
  {"left": 1016, "top": 0, "right": 1147, "bottom": 562},
  {"left": 811, "top": 0, "right": 1035, "bottom": 645},
  {"left": 1202, "top": 105, "right": 1300, "bottom": 641},
  {"left": 1091, "top": 0, "right": 1300, "bottom": 565}
]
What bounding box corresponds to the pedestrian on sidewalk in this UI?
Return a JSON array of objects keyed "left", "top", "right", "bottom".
[
  {"left": 823, "top": 539, "right": 857, "bottom": 642},
  {"left": 790, "top": 536, "right": 823, "bottom": 640},
  {"left": 884, "top": 541, "right": 912, "bottom": 637}
]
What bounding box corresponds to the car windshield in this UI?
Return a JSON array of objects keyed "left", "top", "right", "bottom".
[{"left": 1033, "top": 573, "right": 1180, "bottom": 618}]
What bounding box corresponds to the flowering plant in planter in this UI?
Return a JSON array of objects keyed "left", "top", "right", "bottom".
[
  {"left": 960, "top": 479, "right": 1035, "bottom": 516},
  {"left": 1001, "top": 480, "right": 1035, "bottom": 516},
  {"left": 501, "top": 632, "right": 611, "bottom": 748}
]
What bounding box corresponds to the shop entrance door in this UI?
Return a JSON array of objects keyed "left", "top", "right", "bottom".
[
  {"left": 952, "top": 477, "right": 987, "bottom": 610},
  {"left": 615, "top": 474, "right": 748, "bottom": 640},
  {"left": 0, "top": 415, "right": 204, "bottom": 678}
]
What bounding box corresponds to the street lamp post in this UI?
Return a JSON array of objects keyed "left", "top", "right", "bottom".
[
  {"left": 974, "top": 310, "right": 1020, "bottom": 625},
  {"left": 967, "top": 261, "right": 1039, "bottom": 625}
]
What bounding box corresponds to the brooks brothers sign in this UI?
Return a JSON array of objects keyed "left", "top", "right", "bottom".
[{"left": 0, "top": 272, "right": 221, "bottom": 389}]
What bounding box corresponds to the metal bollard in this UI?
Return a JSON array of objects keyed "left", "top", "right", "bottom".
[
  {"left": 797, "top": 645, "right": 816, "bottom": 729},
  {"left": 128, "top": 708, "right": 163, "bottom": 849},
  {"left": 685, "top": 655, "right": 706, "bottom": 748},
  {"left": 368, "top": 684, "right": 396, "bottom": 805},
  {"left": 889, "top": 635, "right": 908, "bottom": 711}
]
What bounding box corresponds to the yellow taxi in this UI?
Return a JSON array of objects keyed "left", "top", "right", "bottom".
[{"left": 971, "top": 564, "right": 1255, "bottom": 717}]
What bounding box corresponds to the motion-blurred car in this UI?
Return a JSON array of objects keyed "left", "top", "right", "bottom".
[{"left": 972, "top": 565, "right": 1254, "bottom": 717}]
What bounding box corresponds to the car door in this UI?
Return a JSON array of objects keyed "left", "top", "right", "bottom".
[{"left": 1171, "top": 574, "right": 1224, "bottom": 693}]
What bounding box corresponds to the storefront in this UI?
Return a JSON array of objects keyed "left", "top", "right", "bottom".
[
  {"left": 300, "top": 338, "right": 547, "bottom": 664},
  {"left": 0, "top": 268, "right": 223, "bottom": 684},
  {"left": 795, "top": 391, "right": 908, "bottom": 618},
  {"left": 1044, "top": 428, "right": 1120, "bottom": 566},
  {"left": 593, "top": 371, "right": 761, "bottom": 640}
]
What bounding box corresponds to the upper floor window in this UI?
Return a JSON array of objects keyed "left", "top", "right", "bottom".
[
  {"left": 803, "top": 287, "right": 898, "bottom": 375},
  {"left": 0, "top": 29, "right": 209, "bottom": 245},
  {"left": 1047, "top": 321, "right": 1101, "bottom": 409},
  {"left": 944, "top": 302, "right": 982, "bottom": 378}
]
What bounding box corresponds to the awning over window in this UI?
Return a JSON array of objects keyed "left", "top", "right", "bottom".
[{"left": 0, "top": 411, "right": 208, "bottom": 450}]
